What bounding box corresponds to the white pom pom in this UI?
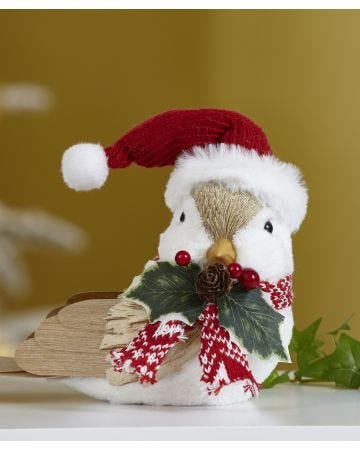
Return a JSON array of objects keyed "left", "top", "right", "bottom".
[{"left": 61, "top": 143, "right": 109, "bottom": 191}]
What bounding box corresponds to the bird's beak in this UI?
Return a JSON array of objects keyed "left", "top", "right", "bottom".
[{"left": 206, "top": 238, "right": 236, "bottom": 266}]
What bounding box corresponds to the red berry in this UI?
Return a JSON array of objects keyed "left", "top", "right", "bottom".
[
  {"left": 240, "top": 269, "right": 260, "bottom": 290},
  {"left": 175, "top": 250, "right": 191, "bottom": 266},
  {"left": 227, "top": 263, "right": 243, "bottom": 279}
]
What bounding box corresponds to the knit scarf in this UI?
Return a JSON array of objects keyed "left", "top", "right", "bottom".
[{"left": 110, "top": 274, "right": 293, "bottom": 397}]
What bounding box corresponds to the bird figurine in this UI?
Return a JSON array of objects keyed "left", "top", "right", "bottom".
[{"left": 0, "top": 109, "right": 308, "bottom": 406}]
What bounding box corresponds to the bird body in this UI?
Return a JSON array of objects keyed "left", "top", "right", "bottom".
[{"left": 0, "top": 109, "right": 307, "bottom": 406}]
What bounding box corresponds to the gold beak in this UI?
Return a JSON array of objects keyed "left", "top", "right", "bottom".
[{"left": 206, "top": 238, "right": 236, "bottom": 266}]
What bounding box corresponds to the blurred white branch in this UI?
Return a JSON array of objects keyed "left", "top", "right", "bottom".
[
  {"left": 0, "top": 202, "right": 87, "bottom": 298},
  {"left": 0, "top": 238, "right": 29, "bottom": 297},
  {"left": 0, "top": 307, "right": 49, "bottom": 356},
  {"left": 0, "top": 83, "right": 54, "bottom": 114}
]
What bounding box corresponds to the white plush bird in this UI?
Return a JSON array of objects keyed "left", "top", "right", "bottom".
[{"left": 0, "top": 109, "right": 308, "bottom": 406}]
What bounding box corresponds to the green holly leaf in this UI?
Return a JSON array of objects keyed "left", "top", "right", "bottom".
[
  {"left": 297, "top": 334, "right": 360, "bottom": 389},
  {"left": 124, "top": 261, "right": 203, "bottom": 325},
  {"left": 290, "top": 318, "right": 324, "bottom": 368},
  {"left": 217, "top": 286, "right": 288, "bottom": 360}
]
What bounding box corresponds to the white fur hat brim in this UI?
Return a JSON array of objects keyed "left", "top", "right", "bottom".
[{"left": 165, "top": 144, "right": 308, "bottom": 233}]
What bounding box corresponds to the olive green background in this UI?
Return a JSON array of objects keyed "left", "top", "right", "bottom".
[{"left": 0, "top": 10, "right": 359, "bottom": 340}]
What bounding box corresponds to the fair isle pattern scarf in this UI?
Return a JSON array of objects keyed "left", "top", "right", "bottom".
[{"left": 110, "top": 274, "right": 293, "bottom": 396}]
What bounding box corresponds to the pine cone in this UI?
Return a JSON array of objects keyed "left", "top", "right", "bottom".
[{"left": 195, "top": 263, "right": 232, "bottom": 300}]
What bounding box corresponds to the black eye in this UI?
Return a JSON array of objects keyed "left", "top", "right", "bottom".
[
  {"left": 180, "top": 212, "right": 185, "bottom": 223},
  {"left": 264, "top": 221, "right": 273, "bottom": 233}
]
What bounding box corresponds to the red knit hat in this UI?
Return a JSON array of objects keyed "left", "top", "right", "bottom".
[
  {"left": 104, "top": 109, "right": 272, "bottom": 169},
  {"left": 61, "top": 108, "right": 307, "bottom": 231}
]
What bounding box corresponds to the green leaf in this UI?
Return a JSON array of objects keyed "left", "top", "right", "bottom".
[
  {"left": 297, "top": 348, "right": 320, "bottom": 369},
  {"left": 262, "top": 369, "right": 291, "bottom": 389},
  {"left": 298, "top": 334, "right": 360, "bottom": 389},
  {"left": 217, "top": 286, "right": 287, "bottom": 360},
  {"left": 289, "top": 318, "right": 324, "bottom": 368},
  {"left": 290, "top": 318, "right": 322, "bottom": 352},
  {"left": 326, "top": 315, "right": 353, "bottom": 337},
  {"left": 124, "top": 261, "right": 203, "bottom": 325}
]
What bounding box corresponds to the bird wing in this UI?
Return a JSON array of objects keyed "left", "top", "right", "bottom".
[
  {"left": 14, "top": 292, "right": 120, "bottom": 377},
  {"left": 10, "top": 291, "right": 199, "bottom": 383}
]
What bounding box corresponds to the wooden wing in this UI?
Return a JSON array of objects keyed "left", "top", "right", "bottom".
[
  {"left": 13, "top": 292, "right": 120, "bottom": 377},
  {"left": 0, "top": 291, "right": 200, "bottom": 383}
]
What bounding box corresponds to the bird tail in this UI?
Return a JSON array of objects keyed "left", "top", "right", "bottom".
[{"left": 0, "top": 356, "right": 33, "bottom": 377}]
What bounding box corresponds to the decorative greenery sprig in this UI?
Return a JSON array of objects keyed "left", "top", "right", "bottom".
[{"left": 263, "top": 315, "right": 360, "bottom": 389}]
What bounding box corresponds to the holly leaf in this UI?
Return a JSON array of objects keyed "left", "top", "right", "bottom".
[
  {"left": 217, "top": 286, "right": 288, "bottom": 360},
  {"left": 124, "top": 261, "right": 203, "bottom": 325},
  {"left": 297, "top": 334, "right": 360, "bottom": 389},
  {"left": 290, "top": 318, "right": 324, "bottom": 368}
]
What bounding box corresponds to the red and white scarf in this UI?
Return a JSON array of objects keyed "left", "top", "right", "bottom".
[{"left": 110, "top": 274, "right": 293, "bottom": 397}]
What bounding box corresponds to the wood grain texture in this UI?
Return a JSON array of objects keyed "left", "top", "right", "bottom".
[
  {"left": 14, "top": 292, "right": 121, "bottom": 377},
  {"left": 15, "top": 338, "right": 108, "bottom": 377},
  {"left": 34, "top": 298, "right": 119, "bottom": 353},
  {"left": 14, "top": 290, "right": 200, "bottom": 383},
  {"left": 100, "top": 298, "right": 148, "bottom": 349},
  {"left": 0, "top": 357, "right": 50, "bottom": 378},
  {"left": 58, "top": 299, "right": 118, "bottom": 332},
  {"left": 34, "top": 314, "right": 105, "bottom": 353}
]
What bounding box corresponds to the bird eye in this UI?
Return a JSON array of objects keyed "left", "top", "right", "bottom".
[
  {"left": 180, "top": 212, "right": 185, "bottom": 223},
  {"left": 264, "top": 221, "right": 273, "bottom": 233}
]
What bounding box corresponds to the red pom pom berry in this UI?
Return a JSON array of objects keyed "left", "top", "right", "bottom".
[
  {"left": 240, "top": 269, "right": 260, "bottom": 290},
  {"left": 175, "top": 250, "right": 191, "bottom": 266},
  {"left": 227, "top": 263, "right": 243, "bottom": 279}
]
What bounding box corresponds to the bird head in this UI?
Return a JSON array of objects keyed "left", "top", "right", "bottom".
[{"left": 158, "top": 181, "right": 294, "bottom": 281}]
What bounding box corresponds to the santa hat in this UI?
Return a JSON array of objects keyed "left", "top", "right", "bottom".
[{"left": 61, "top": 108, "right": 307, "bottom": 232}]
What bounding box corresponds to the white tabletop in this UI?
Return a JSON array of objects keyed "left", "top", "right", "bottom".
[{"left": 0, "top": 375, "right": 359, "bottom": 440}]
